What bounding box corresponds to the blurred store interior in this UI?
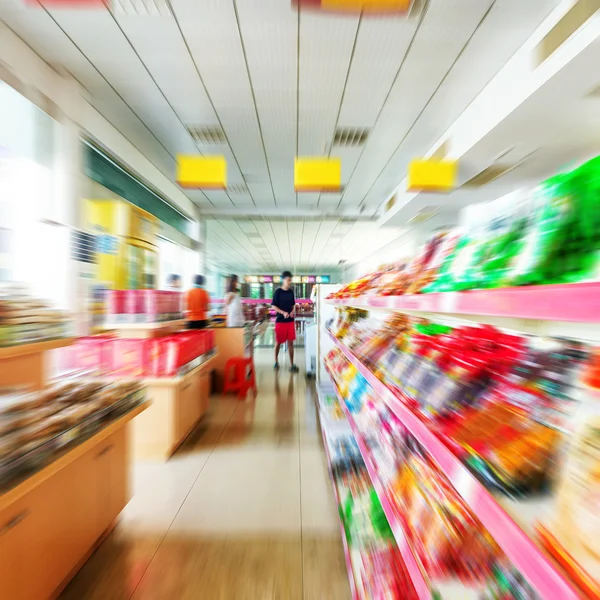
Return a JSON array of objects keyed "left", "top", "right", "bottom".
[{"left": 2, "top": 0, "right": 600, "bottom": 598}]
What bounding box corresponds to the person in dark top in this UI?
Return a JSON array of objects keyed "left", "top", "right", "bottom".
[{"left": 272, "top": 271, "right": 299, "bottom": 372}]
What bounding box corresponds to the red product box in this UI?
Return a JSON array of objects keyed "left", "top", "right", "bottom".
[
  {"left": 142, "top": 290, "right": 158, "bottom": 322},
  {"left": 205, "top": 329, "right": 215, "bottom": 351},
  {"left": 109, "top": 339, "right": 151, "bottom": 378},
  {"left": 106, "top": 290, "right": 127, "bottom": 322},
  {"left": 160, "top": 335, "right": 184, "bottom": 376},
  {"left": 71, "top": 336, "right": 113, "bottom": 374},
  {"left": 125, "top": 290, "right": 145, "bottom": 322}
]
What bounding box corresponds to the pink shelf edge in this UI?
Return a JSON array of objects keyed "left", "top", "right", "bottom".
[
  {"left": 318, "top": 407, "right": 359, "bottom": 600},
  {"left": 326, "top": 281, "right": 600, "bottom": 323},
  {"left": 326, "top": 370, "right": 432, "bottom": 600},
  {"left": 327, "top": 330, "right": 579, "bottom": 600}
]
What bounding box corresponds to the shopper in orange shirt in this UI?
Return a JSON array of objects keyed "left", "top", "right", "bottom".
[{"left": 186, "top": 275, "right": 210, "bottom": 329}]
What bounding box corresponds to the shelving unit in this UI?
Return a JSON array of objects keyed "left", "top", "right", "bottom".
[
  {"left": 0, "top": 335, "right": 148, "bottom": 598},
  {"left": 324, "top": 369, "right": 431, "bottom": 600},
  {"left": 328, "top": 283, "right": 600, "bottom": 339},
  {"left": 316, "top": 385, "right": 359, "bottom": 600},
  {"left": 134, "top": 341, "right": 217, "bottom": 461},
  {"left": 324, "top": 327, "right": 580, "bottom": 600}
]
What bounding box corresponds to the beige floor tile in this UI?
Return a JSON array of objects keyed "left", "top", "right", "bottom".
[
  {"left": 131, "top": 534, "right": 303, "bottom": 600},
  {"left": 60, "top": 527, "right": 163, "bottom": 600},
  {"left": 302, "top": 536, "right": 352, "bottom": 600},
  {"left": 300, "top": 445, "right": 340, "bottom": 535},
  {"left": 168, "top": 445, "right": 301, "bottom": 535}
]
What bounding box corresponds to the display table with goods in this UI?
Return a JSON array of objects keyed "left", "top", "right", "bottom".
[
  {"left": 0, "top": 366, "right": 148, "bottom": 598},
  {"left": 316, "top": 382, "right": 420, "bottom": 599},
  {"left": 321, "top": 300, "right": 600, "bottom": 599},
  {"left": 62, "top": 328, "right": 218, "bottom": 462},
  {"left": 0, "top": 286, "right": 73, "bottom": 389}
]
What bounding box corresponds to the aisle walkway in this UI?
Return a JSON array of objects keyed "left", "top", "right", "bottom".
[{"left": 61, "top": 350, "right": 351, "bottom": 600}]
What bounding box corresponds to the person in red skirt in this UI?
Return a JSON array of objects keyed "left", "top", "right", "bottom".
[{"left": 272, "top": 271, "right": 299, "bottom": 372}]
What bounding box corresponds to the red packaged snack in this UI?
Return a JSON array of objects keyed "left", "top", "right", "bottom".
[
  {"left": 106, "top": 290, "right": 126, "bottom": 322},
  {"left": 109, "top": 339, "right": 151, "bottom": 378}
]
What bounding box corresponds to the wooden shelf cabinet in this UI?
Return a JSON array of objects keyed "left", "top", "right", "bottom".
[
  {"left": 0, "top": 409, "right": 141, "bottom": 600},
  {"left": 131, "top": 354, "right": 217, "bottom": 462}
]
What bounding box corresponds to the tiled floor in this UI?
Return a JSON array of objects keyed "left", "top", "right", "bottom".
[{"left": 60, "top": 349, "right": 351, "bottom": 600}]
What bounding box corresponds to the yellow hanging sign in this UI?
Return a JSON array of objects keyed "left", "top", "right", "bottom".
[
  {"left": 408, "top": 159, "right": 457, "bottom": 193},
  {"left": 321, "top": 0, "right": 411, "bottom": 11},
  {"left": 176, "top": 155, "right": 227, "bottom": 189},
  {"left": 294, "top": 157, "right": 341, "bottom": 192}
]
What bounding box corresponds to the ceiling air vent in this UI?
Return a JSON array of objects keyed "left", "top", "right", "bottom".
[
  {"left": 461, "top": 165, "right": 517, "bottom": 188},
  {"left": 333, "top": 127, "right": 369, "bottom": 148},
  {"left": 407, "top": 207, "right": 439, "bottom": 225},
  {"left": 111, "top": 0, "right": 172, "bottom": 16},
  {"left": 227, "top": 184, "right": 249, "bottom": 195},
  {"left": 187, "top": 126, "right": 226, "bottom": 146}
]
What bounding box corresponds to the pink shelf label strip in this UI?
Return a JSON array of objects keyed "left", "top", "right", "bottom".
[
  {"left": 328, "top": 282, "right": 600, "bottom": 323},
  {"left": 327, "top": 330, "right": 579, "bottom": 600}
]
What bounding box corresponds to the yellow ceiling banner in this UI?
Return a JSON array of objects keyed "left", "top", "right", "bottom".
[
  {"left": 320, "top": 0, "right": 411, "bottom": 11},
  {"left": 176, "top": 155, "right": 227, "bottom": 189},
  {"left": 408, "top": 159, "right": 457, "bottom": 193},
  {"left": 294, "top": 157, "right": 342, "bottom": 192}
]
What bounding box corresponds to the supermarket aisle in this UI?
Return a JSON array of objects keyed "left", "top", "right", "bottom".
[{"left": 60, "top": 349, "right": 351, "bottom": 600}]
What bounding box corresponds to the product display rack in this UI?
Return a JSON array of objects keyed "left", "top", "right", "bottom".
[
  {"left": 316, "top": 384, "right": 358, "bottom": 600},
  {"left": 324, "top": 326, "right": 579, "bottom": 600},
  {"left": 328, "top": 283, "right": 600, "bottom": 339},
  {"left": 324, "top": 366, "right": 432, "bottom": 600}
]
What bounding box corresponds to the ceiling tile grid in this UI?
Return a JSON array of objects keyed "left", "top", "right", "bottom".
[
  {"left": 171, "top": 0, "right": 274, "bottom": 202},
  {"left": 0, "top": 2, "right": 179, "bottom": 178},
  {"left": 298, "top": 12, "right": 360, "bottom": 156},
  {"left": 336, "top": 16, "right": 419, "bottom": 127},
  {"left": 338, "top": 0, "right": 493, "bottom": 208},
  {"left": 360, "top": 0, "right": 563, "bottom": 211}
]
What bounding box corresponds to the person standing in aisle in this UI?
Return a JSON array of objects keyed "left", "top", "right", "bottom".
[
  {"left": 225, "top": 274, "right": 245, "bottom": 327},
  {"left": 272, "top": 271, "right": 299, "bottom": 372},
  {"left": 185, "top": 274, "right": 210, "bottom": 329},
  {"left": 167, "top": 273, "right": 181, "bottom": 291}
]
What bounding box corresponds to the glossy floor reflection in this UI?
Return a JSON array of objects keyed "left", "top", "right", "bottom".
[{"left": 60, "top": 349, "right": 350, "bottom": 600}]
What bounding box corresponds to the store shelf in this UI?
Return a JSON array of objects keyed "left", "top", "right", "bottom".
[
  {"left": 142, "top": 350, "right": 218, "bottom": 386},
  {"left": 327, "top": 282, "right": 600, "bottom": 323},
  {"left": 326, "top": 329, "right": 579, "bottom": 600},
  {"left": 325, "top": 372, "right": 432, "bottom": 600},
  {"left": 0, "top": 337, "right": 73, "bottom": 360},
  {"left": 316, "top": 386, "right": 359, "bottom": 600},
  {"left": 101, "top": 319, "right": 185, "bottom": 338}
]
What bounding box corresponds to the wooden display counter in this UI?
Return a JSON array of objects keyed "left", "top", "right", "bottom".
[
  {"left": 210, "top": 327, "right": 251, "bottom": 392},
  {"left": 100, "top": 320, "right": 185, "bottom": 339},
  {"left": 0, "top": 403, "right": 147, "bottom": 600},
  {"left": 0, "top": 338, "right": 73, "bottom": 390},
  {"left": 131, "top": 353, "right": 217, "bottom": 461}
]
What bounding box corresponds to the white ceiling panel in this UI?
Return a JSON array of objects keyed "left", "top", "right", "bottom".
[
  {"left": 171, "top": 0, "right": 274, "bottom": 203},
  {"left": 298, "top": 12, "right": 359, "bottom": 156}
]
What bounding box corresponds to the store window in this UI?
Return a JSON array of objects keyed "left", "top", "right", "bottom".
[{"left": 0, "top": 81, "right": 69, "bottom": 308}]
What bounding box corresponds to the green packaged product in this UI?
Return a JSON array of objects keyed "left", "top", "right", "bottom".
[
  {"left": 369, "top": 489, "right": 394, "bottom": 541},
  {"left": 476, "top": 215, "right": 529, "bottom": 288},
  {"left": 503, "top": 174, "right": 577, "bottom": 286},
  {"left": 422, "top": 235, "right": 469, "bottom": 293}
]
